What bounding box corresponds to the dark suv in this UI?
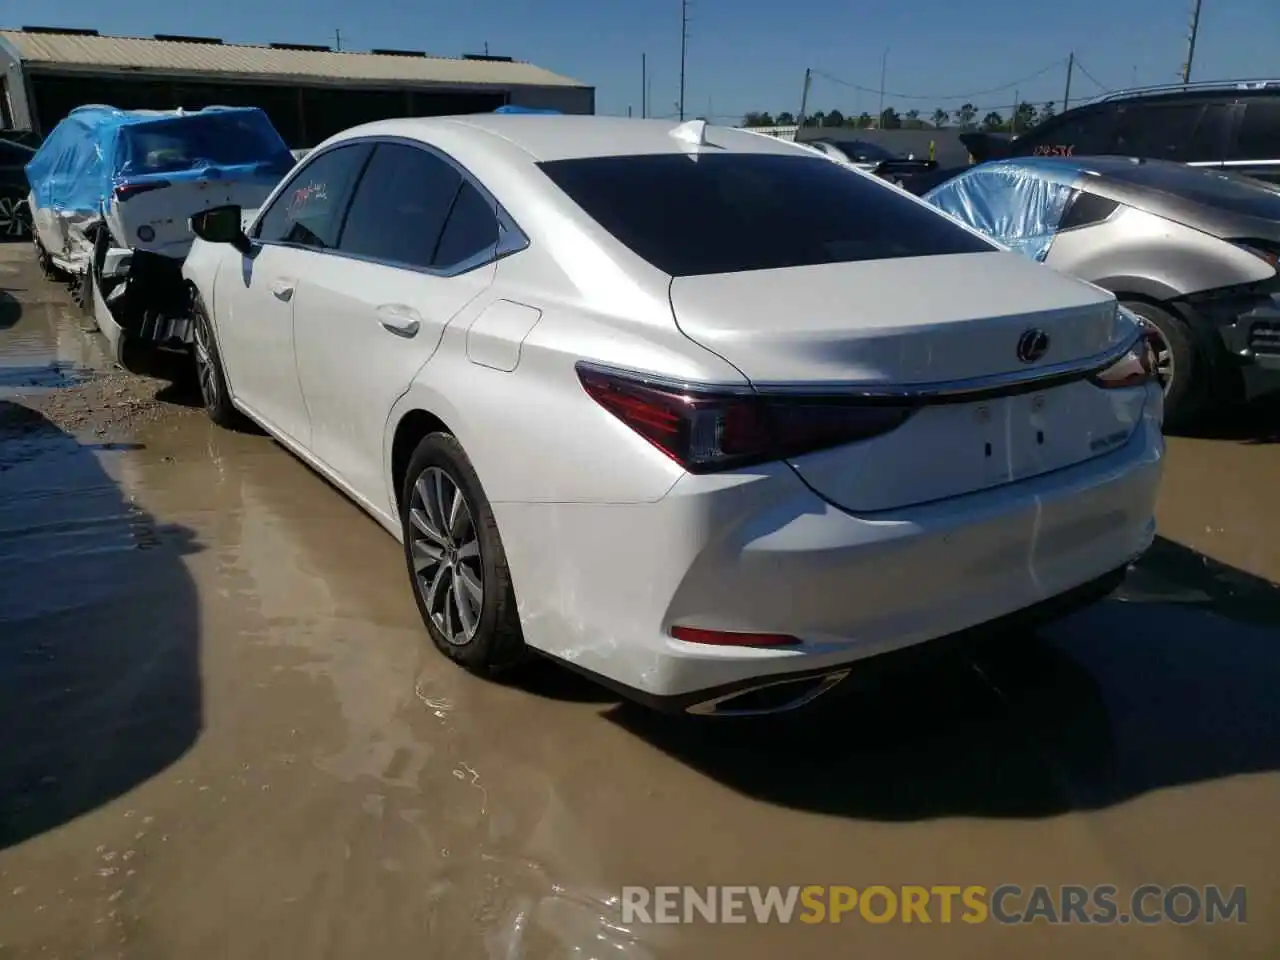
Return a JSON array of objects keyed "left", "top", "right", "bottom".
[{"left": 962, "top": 80, "right": 1280, "bottom": 186}]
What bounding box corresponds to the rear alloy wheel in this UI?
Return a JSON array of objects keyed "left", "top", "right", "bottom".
[
  {"left": 191, "top": 298, "right": 246, "bottom": 429},
  {"left": 401, "top": 433, "right": 525, "bottom": 675},
  {"left": 1120, "top": 300, "right": 1204, "bottom": 430}
]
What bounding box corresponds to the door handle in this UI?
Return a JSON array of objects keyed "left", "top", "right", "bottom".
[
  {"left": 377, "top": 304, "right": 422, "bottom": 338},
  {"left": 270, "top": 278, "right": 296, "bottom": 301}
]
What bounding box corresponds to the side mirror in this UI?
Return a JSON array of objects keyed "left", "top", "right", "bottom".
[{"left": 191, "top": 205, "right": 251, "bottom": 255}]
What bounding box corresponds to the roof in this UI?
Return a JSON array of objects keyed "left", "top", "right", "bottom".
[
  {"left": 0, "top": 28, "right": 587, "bottom": 89},
  {"left": 392, "top": 115, "right": 811, "bottom": 162}
]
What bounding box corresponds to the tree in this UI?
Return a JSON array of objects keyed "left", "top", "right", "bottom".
[
  {"left": 823, "top": 109, "right": 844, "bottom": 127},
  {"left": 856, "top": 112, "right": 874, "bottom": 129},
  {"left": 879, "top": 107, "right": 902, "bottom": 129},
  {"left": 982, "top": 111, "right": 1005, "bottom": 132},
  {"left": 903, "top": 108, "right": 922, "bottom": 128},
  {"left": 742, "top": 111, "right": 775, "bottom": 127},
  {"left": 1038, "top": 101, "right": 1057, "bottom": 124},
  {"left": 956, "top": 103, "right": 978, "bottom": 129},
  {"left": 776, "top": 111, "right": 795, "bottom": 125},
  {"left": 1011, "top": 101, "right": 1037, "bottom": 134},
  {"left": 931, "top": 108, "right": 950, "bottom": 127},
  {"left": 808, "top": 110, "right": 826, "bottom": 127}
]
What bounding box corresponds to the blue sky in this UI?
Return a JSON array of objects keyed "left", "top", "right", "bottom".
[{"left": 29, "top": 0, "right": 1280, "bottom": 121}]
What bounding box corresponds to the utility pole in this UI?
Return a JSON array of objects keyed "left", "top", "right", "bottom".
[
  {"left": 678, "top": 0, "right": 689, "bottom": 121},
  {"left": 1062, "top": 51, "right": 1075, "bottom": 112},
  {"left": 334, "top": 28, "right": 341, "bottom": 51},
  {"left": 1011, "top": 88, "right": 1019, "bottom": 134},
  {"left": 877, "top": 47, "right": 889, "bottom": 126},
  {"left": 641, "top": 52, "right": 648, "bottom": 118},
  {"left": 1181, "top": 0, "right": 1203, "bottom": 84},
  {"left": 797, "top": 67, "right": 812, "bottom": 131}
]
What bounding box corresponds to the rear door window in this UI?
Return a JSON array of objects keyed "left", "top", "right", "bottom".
[
  {"left": 538, "top": 152, "right": 995, "bottom": 277},
  {"left": 1112, "top": 103, "right": 1216, "bottom": 162},
  {"left": 1232, "top": 99, "right": 1280, "bottom": 161},
  {"left": 253, "top": 142, "right": 372, "bottom": 249},
  {"left": 337, "top": 142, "right": 462, "bottom": 269}
]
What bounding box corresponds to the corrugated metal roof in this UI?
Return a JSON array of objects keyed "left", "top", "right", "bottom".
[{"left": 0, "top": 29, "right": 587, "bottom": 89}]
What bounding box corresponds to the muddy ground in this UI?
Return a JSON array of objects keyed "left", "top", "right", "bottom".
[{"left": 0, "top": 241, "right": 1277, "bottom": 959}]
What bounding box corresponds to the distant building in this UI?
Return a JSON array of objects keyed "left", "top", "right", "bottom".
[{"left": 0, "top": 25, "right": 594, "bottom": 146}]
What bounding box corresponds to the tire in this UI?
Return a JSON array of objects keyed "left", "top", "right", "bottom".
[
  {"left": 1120, "top": 300, "right": 1206, "bottom": 430},
  {"left": 400, "top": 433, "right": 525, "bottom": 675},
  {"left": 191, "top": 297, "right": 247, "bottom": 429}
]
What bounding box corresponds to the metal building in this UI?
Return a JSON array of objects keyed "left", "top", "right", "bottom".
[{"left": 0, "top": 25, "right": 594, "bottom": 146}]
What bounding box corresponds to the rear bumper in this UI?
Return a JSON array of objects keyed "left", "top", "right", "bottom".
[{"left": 496, "top": 412, "right": 1164, "bottom": 706}]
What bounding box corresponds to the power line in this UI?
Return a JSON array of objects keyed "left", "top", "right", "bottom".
[
  {"left": 1071, "top": 58, "right": 1112, "bottom": 94},
  {"left": 811, "top": 58, "right": 1067, "bottom": 102}
]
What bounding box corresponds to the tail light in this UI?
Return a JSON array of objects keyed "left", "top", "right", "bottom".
[
  {"left": 114, "top": 180, "right": 171, "bottom": 202},
  {"left": 576, "top": 363, "right": 916, "bottom": 474},
  {"left": 1089, "top": 327, "right": 1159, "bottom": 389}
]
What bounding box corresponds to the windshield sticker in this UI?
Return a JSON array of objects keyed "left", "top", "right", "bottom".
[{"left": 287, "top": 181, "right": 329, "bottom": 220}]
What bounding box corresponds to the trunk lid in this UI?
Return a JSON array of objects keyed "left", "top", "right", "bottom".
[
  {"left": 669, "top": 251, "right": 1147, "bottom": 512},
  {"left": 668, "top": 251, "right": 1125, "bottom": 386}
]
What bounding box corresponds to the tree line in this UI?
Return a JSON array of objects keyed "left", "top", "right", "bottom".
[{"left": 741, "top": 101, "right": 1059, "bottom": 134}]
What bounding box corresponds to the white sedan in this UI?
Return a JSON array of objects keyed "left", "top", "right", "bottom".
[{"left": 182, "top": 114, "right": 1164, "bottom": 716}]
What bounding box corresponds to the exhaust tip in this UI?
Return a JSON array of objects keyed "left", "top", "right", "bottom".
[{"left": 685, "top": 669, "right": 850, "bottom": 717}]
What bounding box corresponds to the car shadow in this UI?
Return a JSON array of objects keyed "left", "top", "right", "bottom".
[
  {"left": 0, "top": 288, "right": 19, "bottom": 330},
  {"left": 0, "top": 400, "right": 204, "bottom": 850},
  {"left": 1201, "top": 391, "right": 1280, "bottom": 445},
  {"left": 604, "top": 535, "right": 1280, "bottom": 820}
]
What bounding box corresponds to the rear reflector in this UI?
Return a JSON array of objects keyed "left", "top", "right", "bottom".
[
  {"left": 671, "top": 626, "right": 801, "bottom": 647},
  {"left": 577, "top": 362, "right": 915, "bottom": 474}
]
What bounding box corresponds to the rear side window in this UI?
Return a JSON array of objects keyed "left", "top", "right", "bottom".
[
  {"left": 432, "top": 181, "right": 500, "bottom": 269},
  {"left": 538, "top": 153, "right": 995, "bottom": 277},
  {"left": 338, "top": 142, "right": 462, "bottom": 269},
  {"left": 1233, "top": 100, "right": 1280, "bottom": 161}
]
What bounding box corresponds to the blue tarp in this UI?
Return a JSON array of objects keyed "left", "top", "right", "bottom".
[
  {"left": 25, "top": 104, "right": 295, "bottom": 218},
  {"left": 492, "top": 105, "right": 562, "bottom": 115},
  {"left": 923, "top": 157, "right": 1085, "bottom": 262}
]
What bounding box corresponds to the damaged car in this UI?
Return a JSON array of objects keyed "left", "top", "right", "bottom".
[
  {"left": 25, "top": 104, "right": 295, "bottom": 367},
  {"left": 924, "top": 155, "right": 1280, "bottom": 428}
]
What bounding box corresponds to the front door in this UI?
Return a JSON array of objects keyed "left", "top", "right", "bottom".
[{"left": 220, "top": 141, "right": 374, "bottom": 450}]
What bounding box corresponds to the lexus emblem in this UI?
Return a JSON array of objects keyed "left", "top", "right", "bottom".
[{"left": 1016, "top": 328, "right": 1050, "bottom": 364}]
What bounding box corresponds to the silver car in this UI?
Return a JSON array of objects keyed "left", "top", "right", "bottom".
[{"left": 925, "top": 155, "right": 1280, "bottom": 428}]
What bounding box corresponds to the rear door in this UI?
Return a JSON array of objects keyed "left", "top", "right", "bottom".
[
  {"left": 291, "top": 141, "right": 500, "bottom": 515},
  {"left": 1224, "top": 96, "right": 1280, "bottom": 185}
]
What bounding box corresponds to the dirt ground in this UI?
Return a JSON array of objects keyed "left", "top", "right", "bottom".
[{"left": 1, "top": 241, "right": 1277, "bottom": 959}]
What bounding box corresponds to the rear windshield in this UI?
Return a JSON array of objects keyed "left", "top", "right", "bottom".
[
  {"left": 537, "top": 152, "right": 996, "bottom": 276},
  {"left": 118, "top": 111, "right": 293, "bottom": 176},
  {"left": 1103, "top": 161, "right": 1280, "bottom": 219}
]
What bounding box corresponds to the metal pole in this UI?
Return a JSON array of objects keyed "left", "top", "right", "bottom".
[
  {"left": 1011, "top": 88, "right": 1018, "bottom": 134},
  {"left": 334, "top": 28, "right": 341, "bottom": 51},
  {"left": 877, "top": 47, "right": 888, "bottom": 126},
  {"left": 641, "top": 53, "right": 647, "bottom": 118},
  {"left": 1181, "top": 0, "right": 1203, "bottom": 84},
  {"left": 797, "top": 67, "right": 811, "bottom": 130},
  {"left": 678, "top": 0, "right": 688, "bottom": 121},
  {"left": 1063, "top": 51, "right": 1075, "bottom": 113}
]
